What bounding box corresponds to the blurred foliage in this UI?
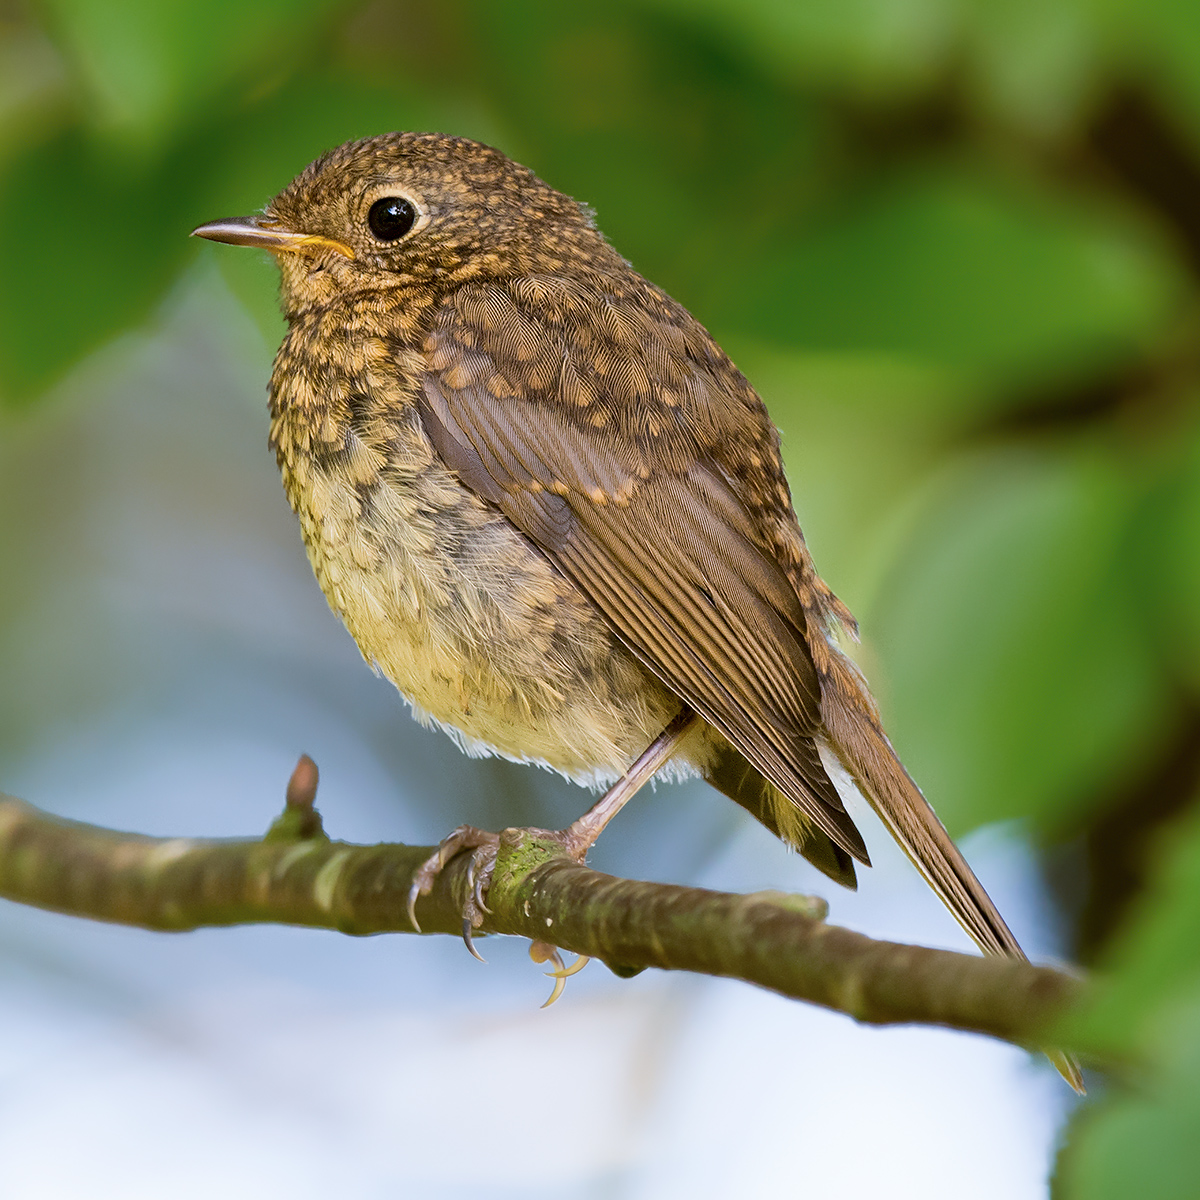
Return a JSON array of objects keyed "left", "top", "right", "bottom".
[{"left": 2, "top": 0, "right": 1200, "bottom": 1192}]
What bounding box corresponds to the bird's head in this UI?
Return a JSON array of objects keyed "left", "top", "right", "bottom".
[{"left": 193, "top": 132, "right": 608, "bottom": 318}]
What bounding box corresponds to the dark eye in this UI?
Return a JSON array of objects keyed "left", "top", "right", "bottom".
[{"left": 367, "top": 197, "right": 417, "bottom": 241}]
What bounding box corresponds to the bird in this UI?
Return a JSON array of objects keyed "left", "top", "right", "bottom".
[{"left": 193, "top": 132, "right": 1081, "bottom": 1089}]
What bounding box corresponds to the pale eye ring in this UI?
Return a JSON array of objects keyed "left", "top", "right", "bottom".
[{"left": 367, "top": 197, "right": 417, "bottom": 241}]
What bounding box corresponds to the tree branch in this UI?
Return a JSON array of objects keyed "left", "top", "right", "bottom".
[{"left": 0, "top": 760, "right": 1083, "bottom": 1051}]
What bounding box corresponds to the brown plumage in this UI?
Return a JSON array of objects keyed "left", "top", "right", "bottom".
[{"left": 193, "top": 132, "right": 1079, "bottom": 1087}]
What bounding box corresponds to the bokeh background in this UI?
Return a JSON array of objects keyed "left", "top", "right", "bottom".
[{"left": 1, "top": 0, "right": 1198, "bottom": 1195}]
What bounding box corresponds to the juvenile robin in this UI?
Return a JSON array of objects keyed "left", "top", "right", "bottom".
[{"left": 194, "top": 133, "right": 1079, "bottom": 1088}]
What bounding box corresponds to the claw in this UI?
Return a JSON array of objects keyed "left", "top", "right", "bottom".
[
  {"left": 530, "top": 941, "right": 566, "bottom": 1007},
  {"left": 545, "top": 954, "right": 591, "bottom": 980},
  {"left": 406, "top": 882, "right": 422, "bottom": 934},
  {"left": 528, "top": 941, "right": 590, "bottom": 1007},
  {"left": 462, "top": 918, "right": 487, "bottom": 963},
  {"left": 542, "top": 972, "right": 567, "bottom": 1008}
]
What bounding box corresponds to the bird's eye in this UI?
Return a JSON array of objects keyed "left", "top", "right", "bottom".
[{"left": 367, "top": 197, "right": 417, "bottom": 242}]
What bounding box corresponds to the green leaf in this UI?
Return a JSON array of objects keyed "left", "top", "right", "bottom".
[
  {"left": 39, "top": 0, "right": 347, "bottom": 147},
  {"left": 866, "top": 441, "right": 1165, "bottom": 835},
  {"left": 710, "top": 164, "right": 1183, "bottom": 380},
  {"left": 457, "top": 0, "right": 834, "bottom": 310},
  {"left": 633, "top": 0, "right": 955, "bottom": 94},
  {"left": 0, "top": 130, "right": 194, "bottom": 401},
  {"left": 1068, "top": 802, "right": 1200, "bottom": 1057},
  {"left": 1152, "top": 400, "right": 1200, "bottom": 691},
  {"left": 1060, "top": 997, "right": 1200, "bottom": 1200},
  {"left": 1058, "top": 812, "right": 1200, "bottom": 1198},
  {"left": 1096, "top": 0, "right": 1200, "bottom": 147},
  {"left": 958, "top": 0, "right": 1101, "bottom": 135}
]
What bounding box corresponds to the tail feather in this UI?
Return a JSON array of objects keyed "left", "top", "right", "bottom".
[
  {"left": 820, "top": 668, "right": 1085, "bottom": 1093},
  {"left": 822, "top": 693, "right": 1020, "bottom": 960},
  {"left": 818, "top": 662, "right": 1022, "bottom": 958}
]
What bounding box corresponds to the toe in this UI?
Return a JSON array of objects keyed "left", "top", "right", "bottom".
[{"left": 406, "top": 825, "right": 499, "bottom": 938}]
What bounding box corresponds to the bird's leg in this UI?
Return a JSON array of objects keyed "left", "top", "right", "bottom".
[
  {"left": 557, "top": 705, "right": 700, "bottom": 857},
  {"left": 406, "top": 706, "right": 701, "bottom": 962}
]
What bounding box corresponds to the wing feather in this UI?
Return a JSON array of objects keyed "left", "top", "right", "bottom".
[{"left": 415, "top": 278, "right": 869, "bottom": 862}]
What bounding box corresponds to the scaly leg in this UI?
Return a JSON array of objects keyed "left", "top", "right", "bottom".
[{"left": 558, "top": 705, "right": 700, "bottom": 854}]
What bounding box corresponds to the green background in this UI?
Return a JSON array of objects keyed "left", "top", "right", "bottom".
[{"left": 3, "top": 0, "right": 1200, "bottom": 1192}]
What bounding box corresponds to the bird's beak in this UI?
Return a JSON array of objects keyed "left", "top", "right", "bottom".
[{"left": 191, "top": 215, "right": 354, "bottom": 259}]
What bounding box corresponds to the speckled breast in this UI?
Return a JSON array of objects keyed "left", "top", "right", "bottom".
[{"left": 264, "top": 299, "right": 681, "bottom": 782}]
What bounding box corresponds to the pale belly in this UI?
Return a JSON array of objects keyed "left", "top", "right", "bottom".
[{"left": 283, "top": 403, "right": 688, "bottom": 785}]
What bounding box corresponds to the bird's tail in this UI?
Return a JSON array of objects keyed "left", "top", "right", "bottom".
[{"left": 819, "top": 655, "right": 1085, "bottom": 1093}]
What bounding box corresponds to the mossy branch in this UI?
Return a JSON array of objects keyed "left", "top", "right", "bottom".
[{"left": 0, "top": 757, "right": 1083, "bottom": 1051}]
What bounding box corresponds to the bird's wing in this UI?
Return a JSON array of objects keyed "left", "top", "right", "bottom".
[{"left": 415, "top": 275, "right": 866, "bottom": 862}]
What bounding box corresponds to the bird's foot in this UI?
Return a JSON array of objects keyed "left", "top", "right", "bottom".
[
  {"left": 406, "top": 823, "right": 597, "bottom": 964},
  {"left": 408, "top": 715, "right": 697, "bottom": 959},
  {"left": 407, "top": 824, "right": 500, "bottom": 959}
]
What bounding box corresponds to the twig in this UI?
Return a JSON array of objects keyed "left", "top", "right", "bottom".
[{"left": 0, "top": 758, "right": 1083, "bottom": 1050}]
